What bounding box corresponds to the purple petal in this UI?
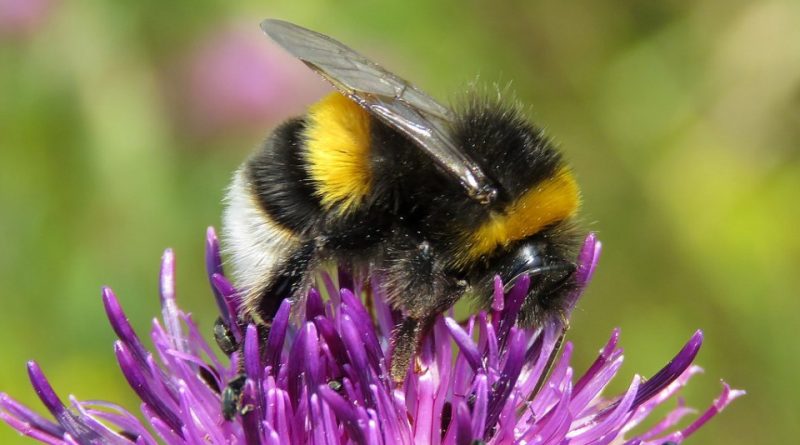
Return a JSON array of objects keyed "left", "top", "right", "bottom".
[
  {"left": 477, "top": 313, "right": 499, "bottom": 370},
  {"left": 285, "top": 321, "right": 309, "bottom": 406},
  {"left": 0, "top": 410, "right": 65, "bottom": 445},
  {"left": 68, "top": 396, "right": 140, "bottom": 445},
  {"left": 205, "top": 227, "right": 232, "bottom": 325},
  {"left": 313, "top": 316, "right": 348, "bottom": 373},
  {"left": 496, "top": 276, "right": 529, "bottom": 347},
  {"left": 470, "top": 373, "right": 489, "bottom": 440},
  {"left": 340, "top": 314, "right": 376, "bottom": 408},
  {"left": 306, "top": 288, "right": 325, "bottom": 320},
  {"left": 102, "top": 288, "right": 150, "bottom": 369},
  {"left": 318, "top": 386, "right": 367, "bottom": 444},
  {"left": 412, "top": 365, "right": 436, "bottom": 444},
  {"left": 146, "top": 411, "right": 183, "bottom": 445},
  {"left": 522, "top": 370, "right": 573, "bottom": 443},
  {"left": 485, "top": 327, "right": 526, "bottom": 437},
  {"left": 630, "top": 405, "right": 695, "bottom": 442},
  {"left": 571, "top": 375, "right": 641, "bottom": 444},
  {"left": 491, "top": 276, "right": 504, "bottom": 312},
  {"left": 0, "top": 392, "right": 64, "bottom": 439},
  {"left": 309, "top": 393, "right": 335, "bottom": 445},
  {"left": 302, "top": 322, "right": 323, "bottom": 388},
  {"left": 263, "top": 425, "right": 282, "bottom": 445},
  {"left": 444, "top": 317, "right": 481, "bottom": 371},
  {"left": 210, "top": 273, "right": 242, "bottom": 340},
  {"left": 337, "top": 269, "right": 354, "bottom": 293},
  {"left": 177, "top": 388, "right": 207, "bottom": 445},
  {"left": 370, "top": 275, "right": 398, "bottom": 343},
  {"left": 159, "top": 249, "right": 188, "bottom": 354},
  {"left": 266, "top": 387, "right": 293, "bottom": 443},
  {"left": 575, "top": 232, "right": 601, "bottom": 287},
  {"left": 340, "top": 289, "right": 383, "bottom": 372},
  {"left": 26, "top": 362, "right": 106, "bottom": 444},
  {"left": 454, "top": 400, "right": 473, "bottom": 445},
  {"left": 632, "top": 330, "right": 703, "bottom": 409},
  {"left": 522, "top": 323, "right": 560, "bottom": 410},
  {"left": 622, "top": 366, "right": 703, "bottom": 433},
  {"left": 112, "top": 343, "right": 183, "bottom": 435},
  {"left": 76, "top": 400, "right": 156, "bottom": 445},
  {"left": 369, "top": 383, "right": 407, "bottom": 444},
  {"left": 266, "top": 299, "right": 291, "bottom": 370},
  {"left": 574, "top": 328, "right": 621, "bottom": 394},
  {"left": 244, "top": 324, "right": 262, "bottom": 384},
  {"left": 563, "top": 232, "right": 602, "bottom": 317},
  {"left": 240, "top": 380, "right": 263, "bottom": 445},
  {"left": 672, "top": 382, "right": 745, "bottom": 441}
]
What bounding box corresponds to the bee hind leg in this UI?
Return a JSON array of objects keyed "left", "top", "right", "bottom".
[
  {"left": 212, "top": 317, "right": 248, "bottom": 420},
  {"left": 221, "top": 373, "right": 247, "bottom": 420},
  {"left": 215, "top": 242, "right": 316, "bottom": 419}
]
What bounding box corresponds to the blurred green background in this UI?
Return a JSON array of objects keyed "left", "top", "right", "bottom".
[{"left": 1, "top": 0, "right": 798, "bottom": 444}]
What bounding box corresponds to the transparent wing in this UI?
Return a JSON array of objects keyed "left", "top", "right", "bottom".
[{"left": 260, "top": 19, "right": 498, "bottom": 204}]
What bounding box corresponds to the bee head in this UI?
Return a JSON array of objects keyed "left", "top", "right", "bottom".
[{"left": 468, "top": 225, "right": 579, "bottom": 327}]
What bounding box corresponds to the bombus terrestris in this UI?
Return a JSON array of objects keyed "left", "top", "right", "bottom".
[{"left": 217, "top": 19, "right": 582, "bottom": 417}]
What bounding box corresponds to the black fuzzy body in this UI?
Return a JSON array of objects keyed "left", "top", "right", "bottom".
[{"left": 238, "top": 98, "right": 580, "bottom": 329}]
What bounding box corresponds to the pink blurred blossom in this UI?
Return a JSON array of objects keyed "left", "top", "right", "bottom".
[
  {"left": 0, "top": 0, "right": 53, "bottom": 38},
  {"left": 175, "top": 23, "right": 330, "bottom": 137}
]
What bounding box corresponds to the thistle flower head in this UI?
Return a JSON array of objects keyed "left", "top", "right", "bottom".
[{"left": 1, "top": 229, "right": 742, "bottom": 444}]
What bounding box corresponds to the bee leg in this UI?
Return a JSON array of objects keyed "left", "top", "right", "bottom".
[
  {"left": 390, "top": 317, "right": 421, "bottom": 382},
  {"left": 221, "top": 373, "right": 247, "bottom": 421},
  {"left": 213, "top": 316, "right": 239, "bottom": 356},
  {"left": 387, "top": 241, "right": 466, "bottom": 382},
  {"left": 215, "top": 322, "right": 248, "bottom": 420},
  {"left": 218, "top": 243, "right": 316, "bottom": 419},
  {"left": 254, "top": 240, "right": 317, "bottom": 323},
  {"left": 219, "top": 324, "right": 274, "bottom": 420}
]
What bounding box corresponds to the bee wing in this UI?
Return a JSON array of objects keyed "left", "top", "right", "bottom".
[{"left": 261, "top": 19, "right": 498, "bottom": 205}]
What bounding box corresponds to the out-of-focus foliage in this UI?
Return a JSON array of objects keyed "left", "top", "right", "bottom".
[{"left": 0, "top": 1, "right": 797, "bottom": 444}]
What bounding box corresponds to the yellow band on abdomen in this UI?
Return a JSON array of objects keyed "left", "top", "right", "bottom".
[{"left": 303, "top": 93, "right": 373, "bottom": 214}]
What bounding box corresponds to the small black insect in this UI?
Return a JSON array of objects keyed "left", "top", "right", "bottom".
[{"left": 221, "top": 374, "right": 247, "bottom": 421}]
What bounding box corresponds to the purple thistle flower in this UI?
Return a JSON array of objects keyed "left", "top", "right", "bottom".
[{"left": 1, "top": 229, "right": 742, "bottom": 444}]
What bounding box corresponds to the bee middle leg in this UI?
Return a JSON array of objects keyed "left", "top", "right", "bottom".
[{"left": 386, "top": 240, "right": 466, "bottom": 382}]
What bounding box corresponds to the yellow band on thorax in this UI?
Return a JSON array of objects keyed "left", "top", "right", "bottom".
[
  {"left": 457, "top": 168, "right": 580, "bottom": 266},
  {"left": 304, "top": 93, "right": 373, "bottom": 214}
]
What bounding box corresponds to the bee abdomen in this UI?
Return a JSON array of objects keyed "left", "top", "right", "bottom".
[
  {"left": 223, "top": 118, "right": 320, "bottom": 310},
  {"left": 247, "top": 117, "right": 323, "bottom": 235}
]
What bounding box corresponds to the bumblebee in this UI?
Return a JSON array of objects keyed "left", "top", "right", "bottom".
[{"left": 220, "top": 19, "right": 581, "bottom": 398}]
